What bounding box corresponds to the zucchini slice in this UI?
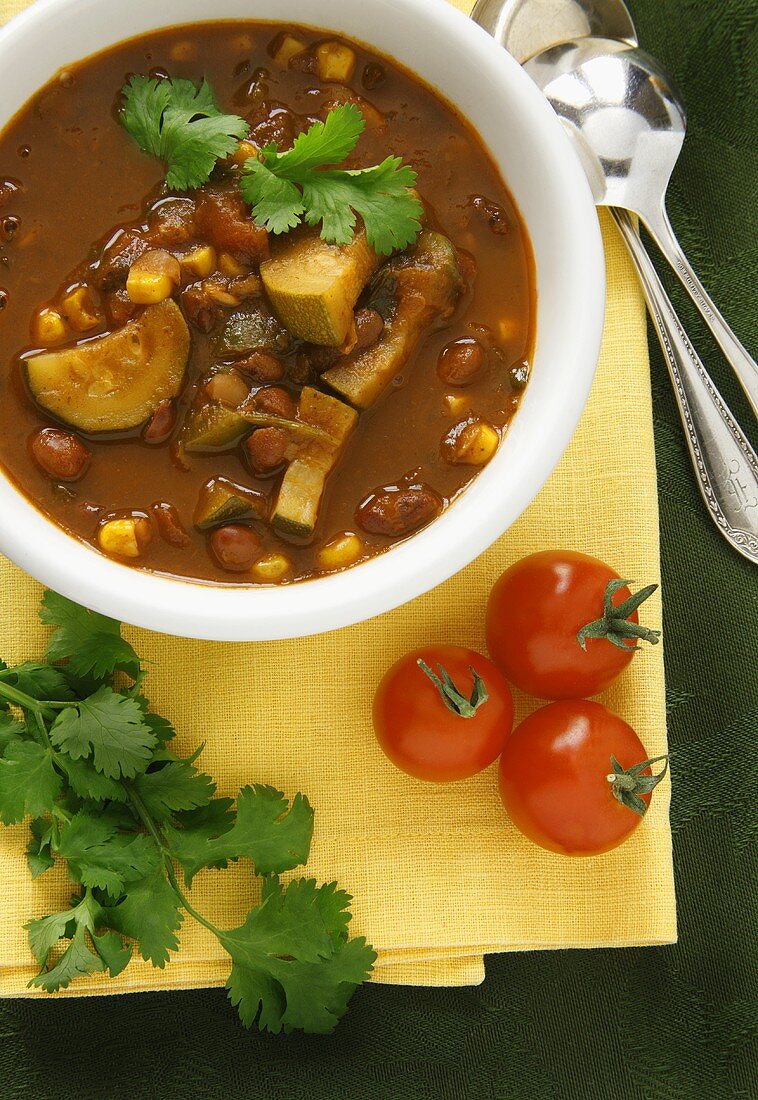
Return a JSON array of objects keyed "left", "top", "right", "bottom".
[
  {"left": 181, "top": 402, "right": 249, "bottom": 453},
  {"left": 322, "top": 231, "right": 462, "bottom": 408},
  {"left": 25, "top": 300, "right": 190, "bottom": 433},
  {"left": 193, "top": 476, "right": 268, "bottom": 530},
  {"left": 268, "top": 387, "right": 358, "bottom": 539},
  {"left": 261, "top": 230, "right": 379, "bottom": 347}
]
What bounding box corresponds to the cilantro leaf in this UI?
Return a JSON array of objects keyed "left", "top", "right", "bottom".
[
  {"left": 40, "top": 591, "right": 140, "bottom": 681},
  {"left": 0, "top": 742, "right": 62, "bottom": 824},
  {"left": 92, "top": 930, "right": 133, "bottom": 977},
  {"left": 26, "top": 891, "right": 104, "bottom": 990},
  {"left": 220, "top": 876, "right": 374, "bottom": 1033},
  {"left": 241, "top": 104, "right": 423, "bottom": 255},
  {"left": 0, "top": 710, "right": 25, "bottom": 754},
  {"left": 264, "top": 103, "right": 365, "bottom": 175},
  {"left": 166, "top": 785, "right": 313, "bottom": 885},
  {"left": 132, "top": 761, "right": 215, "bottom": 820},
  {"left": 57, "top": 812, "right": 158, "bottom": 898},
  {"left": 220, "top": 877, "right": 354, "bottom": 965},
  {"left": 28, "top": 922, "right": 104, "bottom": 992},
  {"left": 226, "top": 934, "right": 376, "bottom": 1034},
  {"left": 302, "top": 159, "right": 422, "bottom": 253},
  {"left": 101, "top": 865, "right": 183, "bottom": 967},
  {"left": 58, "top": 754, "right": 128, "bottom": 803},
  {"left": 7, "top": 661, "right": 76, "bottom": 702},
  {"left": 121, "top": 75, "right": 248, "bottom": 191},
  {"left": 50, "top": 687, "right": 156, "bottom": 779},
  {"left": 239, "top": 160, "right": 304, "bottom": 235},
  {"left": 27, "top": 816, "right": 55, "bottom": 878}
]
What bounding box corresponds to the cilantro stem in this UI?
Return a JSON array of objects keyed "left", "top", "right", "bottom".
[
  {"left": 125, "top": 785, "right": 221, "bottom": 938},
  {"left": 0, "top": 681, "right": 45, "bottom": 712}
]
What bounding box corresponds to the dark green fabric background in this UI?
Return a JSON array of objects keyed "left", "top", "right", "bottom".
[{"left": 2, "top": 0, "right": 756, "bottom": 1096}]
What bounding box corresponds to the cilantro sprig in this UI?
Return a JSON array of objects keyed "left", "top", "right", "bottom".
[
  {"left": 0, "top": 592, "right": 375, "bottom": 1033},
  {"left": 120, "top": 75, "right": 248, "bottom": 191},
  {"left": 241, "top": 103, "right": 424, "bottom": 255},
  {"left": 119, "top": 69, "right": 423, "bottom": 256}
]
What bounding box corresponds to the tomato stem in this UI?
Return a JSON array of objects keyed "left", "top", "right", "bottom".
[
  {"left": 417, "top": 659, "right": 488, "bottom": 718},
  {"left": 577, "top": 578, "right": 661, "bottom": 652},
  {"left": 607, "top": 754, "right": 669, "bottom": 816}
]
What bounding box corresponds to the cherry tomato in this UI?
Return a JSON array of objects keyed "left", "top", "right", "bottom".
[
  {"left": 498, "top": 700, "right": 667, "bottom": 856},
  {"left": 373, "top": 646, "right": 514, "bottom": 782},
  {"left": 486, "top": 550, "right": 660, "bottom": 699}
]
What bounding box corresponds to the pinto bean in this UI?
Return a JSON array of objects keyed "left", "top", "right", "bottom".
[
  {"left": 248, "top": 385, "right": 296, "bottom": 419},
  {"left": 354, "top": 308, "right": 384, "bottom": 350},
  {"left": 209, "top": 524, "right": 261, "bottom": 572},
  {"left": 469, "top": 195, "right": 510, "bottom": 235},
  {"left": 106, "top": 288, "right": 138, "bottom": 327},
  {"left": 245, "top": 427, "right": 288, "bottom": 472},
  {"left": 143, "top": 399, "right": 177, "bottom": 444},
  {"left": 147, "top": 197, "right": 197, "bottom": 247},
  {"left": 356, "top": 484, "right": 442, "bottom": 537},
  {"left": 181, "top": 284, "right": 217, "bottom": 333},
  {"left": 437, "top": 338, "right": 486, "bottom": 386},
  {"left": 30, "top": 428, "right": 90, "bottom": 482},
  {"left": 151, "top": 501, "right": 191, "bottom": 547},
  {"left": 234, "top": 349, "right": 286, "bottom": 382}
]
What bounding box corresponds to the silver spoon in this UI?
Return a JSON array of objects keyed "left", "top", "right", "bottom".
[
  {"left": 471, "top": 0, "right": 637, "bottom": 62},
  {"left": 524, "top": 38, "right": 758, "bottom": 418},
  {"left": 522, "top": 40, "right": 758, "bottom": 563},
  {"left": 473, "top": 4, "right": 758, "bottom": 563}
]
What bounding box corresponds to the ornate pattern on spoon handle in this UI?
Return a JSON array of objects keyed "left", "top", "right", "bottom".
[
  {"left": 643, "top": 205, "right": 758, "bottom": 419},
  {"left": 611, "top": 208, "right": 758, "bottom": 564}
]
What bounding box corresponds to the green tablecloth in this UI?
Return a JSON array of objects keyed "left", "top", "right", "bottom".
[{"left": 1, "top": 0, "right": 756, "bottom": 1095}]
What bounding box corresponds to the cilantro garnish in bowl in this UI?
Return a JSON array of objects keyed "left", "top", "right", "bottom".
[
  {"left": 0, "top": 591, "right": 375, "bottom": 1033},
  {"left": 120, "top": 74, "right": 423, "bottom": 255}
]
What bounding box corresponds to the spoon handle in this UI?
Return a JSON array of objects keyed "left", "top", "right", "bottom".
[
  {"left": 643, "top": 206, "right": 758, "bottom": 419},
  {"left": 611, "top": 207, "right": 758, "bottom": 564}
]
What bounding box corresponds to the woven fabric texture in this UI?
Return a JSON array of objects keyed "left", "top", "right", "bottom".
[
  {"left": 0, "top": 0, "right": 755, "bottom": 1096},
  {"left": 0, "top": 2, "right": 675, "bottom": 996}
]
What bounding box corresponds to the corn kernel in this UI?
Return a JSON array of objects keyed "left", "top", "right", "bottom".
[
  {"left": 442, "top": 393, "right": 470, "bottom": 418},
  {"left": 232, "top": 140, "right": 259, "bottom": 165},
  {"left": 218, "top": 252, "right": 249, "bottom": 278},
  {"left": 126, "top": 270, "right": 175, "bottom": 304},
  {"left": 180, "top": 245, "right": 217, "bottom": 279},
  {"left": 61, "top": 285, "right": 100, "bottom": 332},
  {"left": 274, "top": 34, "right": 306, "bottom": 67},
  {"left": 252, "top": 553, "right": 292, "bottom": 582},
  {"left": 32, "top": 307, "right": 66, "bottom": 346},
  {"left": 127, "top": 250, "right": 181, "bottom": 305},
  {"left": 316, "top": 42, "right": 357, "bottom": 83},
  {"left": 447, "top": 420, "right": 500, "bottom": 466},
  {"left": 169, "top": 40, "right": 198, "bottom": 61},
  {"left": 498, "top": 317, "right": 519, "bottom": 341},
  {"left": 98, "top": 516, "right": 152, "bottom": 559},
  {"left": 316, "top": 532, "right": 363, "bottom": 572}
]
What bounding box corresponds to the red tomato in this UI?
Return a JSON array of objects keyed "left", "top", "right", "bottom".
[
  {"left": 499, "top": 700, "right": 666, "bottom": 855},
  {"left": 486, "top": 550, "right": 659, "bottom": 699},
  {"left": 373, "top": 646, "right": 514, "bottom": 782}
]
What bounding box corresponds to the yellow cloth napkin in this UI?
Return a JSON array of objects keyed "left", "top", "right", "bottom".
[{"left": 0, "top": 0, "right": 676, "bottom": 998}]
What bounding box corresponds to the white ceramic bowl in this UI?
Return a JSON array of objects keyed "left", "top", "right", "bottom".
[{"left": 0, "top": 0, "right": 604, "bottom": 641}]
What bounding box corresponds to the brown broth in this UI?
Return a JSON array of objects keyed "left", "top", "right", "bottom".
[{"left": 0, "top": 22, "right": 535, "bottom": 584}]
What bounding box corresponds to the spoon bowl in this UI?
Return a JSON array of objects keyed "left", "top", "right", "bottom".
[
  {"left": 524, "top": 37, "right": 758, "bottom": 416},
  {"left": 524, "top": 39, "right": 685, "bottom": 225},
  {"left": 471, "top": 0, "right": 636, "bottom": 62}
]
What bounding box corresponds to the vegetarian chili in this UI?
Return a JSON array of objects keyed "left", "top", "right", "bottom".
[{"left": 0, "top": 22, "right": 535, "bottom": 584}]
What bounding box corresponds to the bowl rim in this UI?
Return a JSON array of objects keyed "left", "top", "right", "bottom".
[{"left": 0, "top": 0, "right": 605, "bottom": 641}]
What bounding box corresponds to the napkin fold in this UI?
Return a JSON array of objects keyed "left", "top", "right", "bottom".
[{"left": 0, "top": 0, "right": 675, "bottom": 998}]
